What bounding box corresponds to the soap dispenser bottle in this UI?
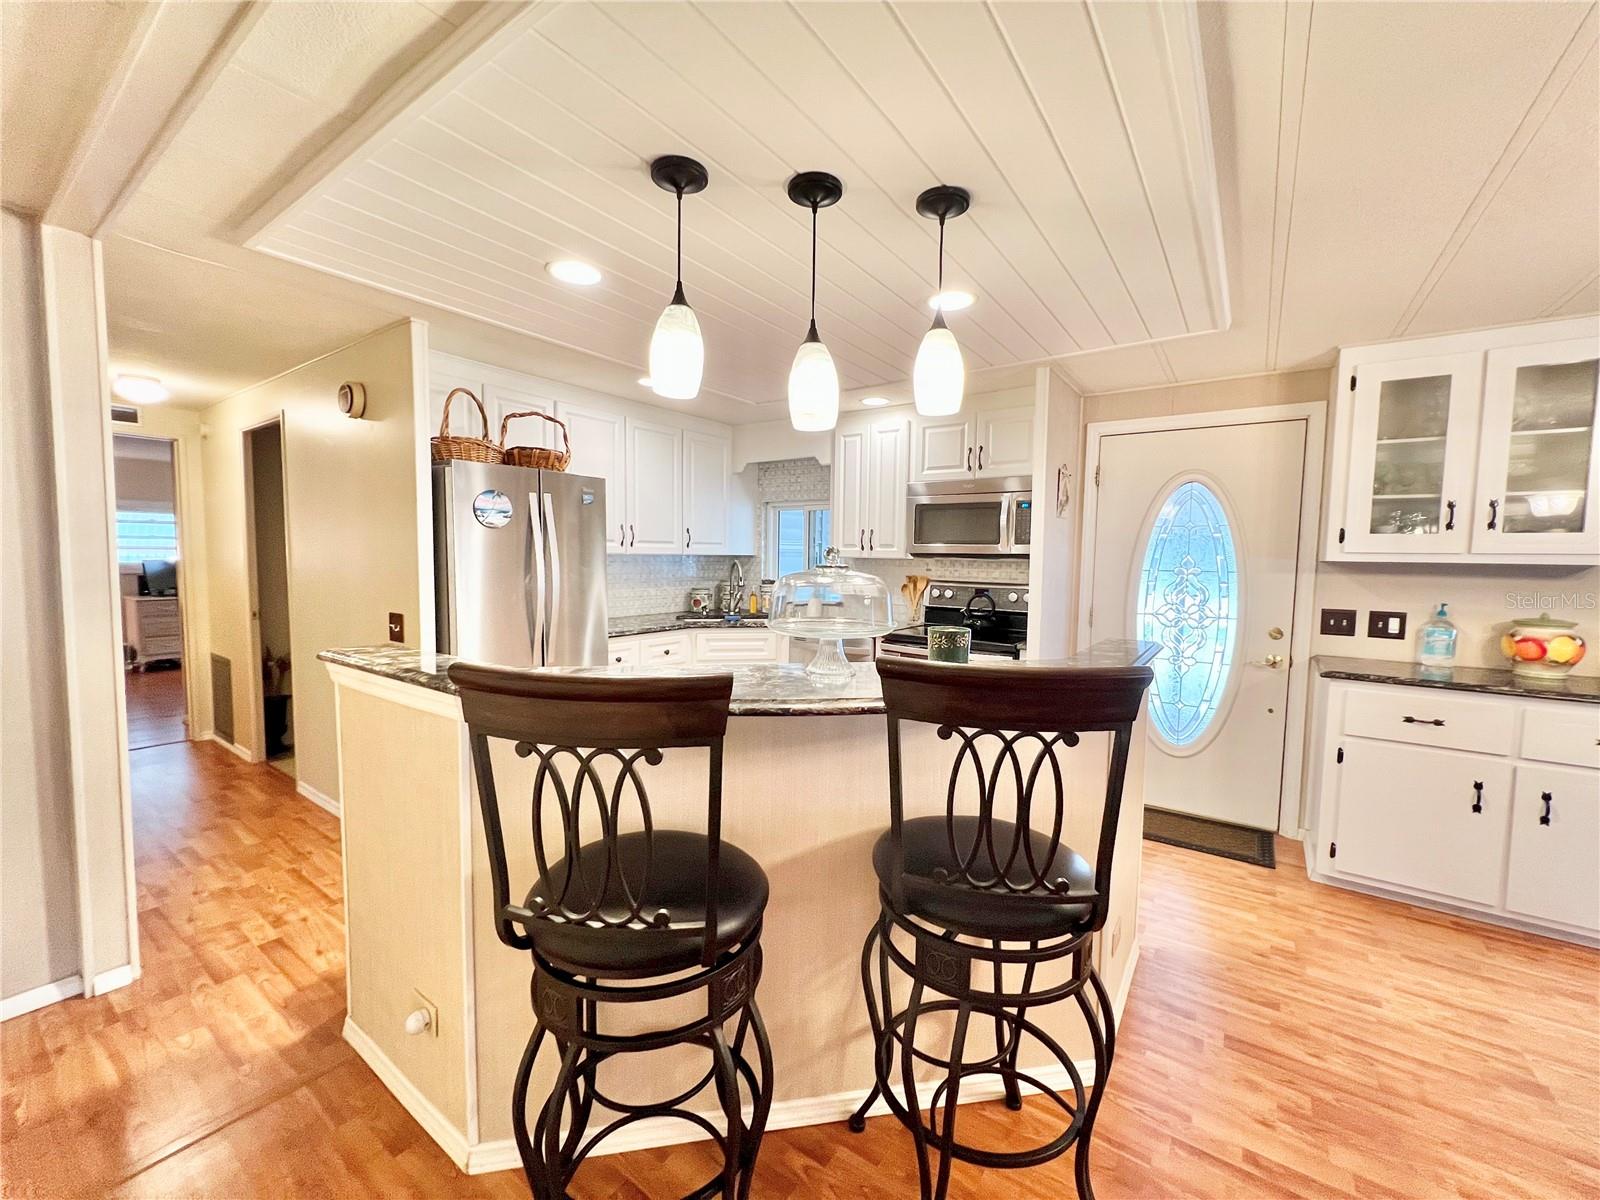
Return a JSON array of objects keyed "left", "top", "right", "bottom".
[{"left": 1417, "top": 603, "right": 1457, "bottom": 670}]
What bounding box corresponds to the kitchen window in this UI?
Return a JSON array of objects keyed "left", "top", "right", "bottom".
[{"left": 765, "top": 503, "right": 831, "bottom": 578}]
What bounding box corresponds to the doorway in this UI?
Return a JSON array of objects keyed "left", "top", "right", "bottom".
[
  {"left": 1079, "top": 405, "right": 1324, "bottom": 835},
  {"left": 244, "top": 420, "right": 295, "bottom": 778},
  {"left": 112, "top": 434, "right": 190, "bottom": 750}
]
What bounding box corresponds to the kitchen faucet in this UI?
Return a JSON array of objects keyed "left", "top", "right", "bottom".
[{"left": 725, "top": 559, "right": 744, "bottom": 613}]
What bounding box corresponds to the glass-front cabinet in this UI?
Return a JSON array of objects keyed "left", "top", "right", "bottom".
[
  {"left": 1472, "top": 339, "right": 1599, "bottom": 555},
  {"left": 1342, "top": 352, "right": 1482, "bottom": 554}
]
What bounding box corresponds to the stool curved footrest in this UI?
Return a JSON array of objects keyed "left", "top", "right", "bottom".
[{"left": 847, "top": 912, "right": 1116, "bottom": 1200}]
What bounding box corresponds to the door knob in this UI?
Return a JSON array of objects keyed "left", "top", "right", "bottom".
[{"left": 1256, "top": 654, "right": 1285, "bottom": 668}]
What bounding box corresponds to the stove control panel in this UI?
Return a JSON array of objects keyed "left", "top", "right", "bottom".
[{"left": 922, "top": 582, "right": 1029, "bottom": 613}]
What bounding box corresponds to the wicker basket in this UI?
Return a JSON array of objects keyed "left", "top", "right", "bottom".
[
  {"left": 500, "top": 410, "right": 572, "bottom": 471},
  {"left": 431, "top": 388, "right": 503, "bottom": 464}
]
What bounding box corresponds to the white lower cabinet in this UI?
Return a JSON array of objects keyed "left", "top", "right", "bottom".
[
  {"left": 1332, "top": 741, "right": 1512, "bottom": 906},
  {"left": 1313, "top": 678, "right": 1600, "bottom": 941},
  {"left": 1504, "top": 763, "right": 1600, "bottom": 932},
  {"left": 607, "top": 627, "right": 783, "bottom": 667}
]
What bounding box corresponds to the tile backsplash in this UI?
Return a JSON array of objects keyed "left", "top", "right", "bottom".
[
  {"left": 605, "top": 553, "right": 757, "bottom": 617},
  {"left": 842, "top": 555, "right": 1031, "bottom": 624}
]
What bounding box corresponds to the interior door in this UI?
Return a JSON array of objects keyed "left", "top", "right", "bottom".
[
  {"left": 1089, "top": 418, "right": 1308, "bottom": 829},
  {"left": 1342, "top": 353, "right": 1482, "bottom": 554},
  {"left": 624, "top": 416, "right": 682, "bottom": 553},
  {"left": 1471, "top": 339, "right": 1599, "bottom": 556},
  {"left": 683, "top": 430, "right": 730, "bottom": 553}
]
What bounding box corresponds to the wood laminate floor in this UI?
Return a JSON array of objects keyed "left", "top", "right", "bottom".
[
  {"left": 123, "top": 667, "right": 188, "bottom": 750},
  {"left": 3, "top": 740, "right": 1596, "bottom": 1198}
]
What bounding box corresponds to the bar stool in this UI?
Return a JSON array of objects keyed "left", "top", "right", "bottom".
[
  {"left": 847, "top": 657, "right": 1153, "bottom": 1200},
  {"left": 451, "top": 665, "right": 774, "bottom": 1200}
]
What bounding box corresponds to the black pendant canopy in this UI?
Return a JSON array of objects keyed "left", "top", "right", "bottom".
[
  {"left": 650, "top": 155, "right": 709, "bottom": 196},
  {"left": 915, "top": 184, "right": 970, "bottom": 222},
  {"left": 786, "top": 170, "right": 843, "bottom": 211}
]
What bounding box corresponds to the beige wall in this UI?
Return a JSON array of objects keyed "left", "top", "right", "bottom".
[
  {"left": 1083, "top": 367, "right": 1599, "bottom": 675},
  {"left": 112, "top": 438, "right": 175, "bottom": 509},
  {"left": 1, "top": 209, "right": 81, "bottom": 1001},
  {"left": 200, "top": 321, "right": 425, "bottom": 803}
]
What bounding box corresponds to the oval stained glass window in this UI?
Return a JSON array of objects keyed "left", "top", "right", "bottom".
[{"left": 1135, "top": 480, "right": 1240, "bottom": 748}]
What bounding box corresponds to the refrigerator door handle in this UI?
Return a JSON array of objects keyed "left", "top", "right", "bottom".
[
  {"left": 527, "top": 494, "right": 546, "bottom": 663},
  {"left": 542, "top": 491, "right": 561, "bottom": 661}
]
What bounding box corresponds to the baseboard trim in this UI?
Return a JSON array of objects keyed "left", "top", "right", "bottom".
[
  {"left": 463, "top": 1057, "right": 1094, "bottom": 1175},
  {"left": 206, "top": 732, "right": 255, "bottom": 763},
  {"left": 90, "top": 963, "right": 138, "bottom": 996},
  {"left": 343, "top": 1017, "right": 470, "bottom": 1170},
  {"left": 1, "top": 976, "right": 84, "bottom": 1021},
  {"left": 296, "top": 780, "right": 341, "bottom": 818}
]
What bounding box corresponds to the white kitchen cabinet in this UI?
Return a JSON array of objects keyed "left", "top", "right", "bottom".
[
  {"left": 1470, "top": 339, "right": 1599, "bottom": 557},
  {"left": 624, "top": 417, "right": 683, "bottom": 554},
  {"left": 1323, "top": 317, "right": 1599, "bottom": 564},
  {"left": 636, "top": 630, "right": 692, "bottom": 663},
  {"left": 683, "top": 430, "right": 731, "bottom": 554},
  {"left": 608, "top": 627, "right": 783, "bottom": 667},
  {"left": 1310, "top": 677, "right": 1600, "bottom": 943},
  {"left": 691, "top": 627, "right": 779, "bottom": 664},
  {"left": 484, "top": 380, "right": 562, "bottom": 452},
  {"left": 1331, "top": 739, "right": 1512, "bottom": 907},
  {"left": 1504, "top": 763, "right": 1600, "bottom": 933},
  {"left": 555, "top": 398, "right": 627, "bottom": 551},
  {"left": 833, "top": 423, "right": 869, "bottom": 554},
  {"left": 975, "top": 404, "right": 1035, "bottom": 477},
  {"left": 864, "top": 415, "right": 910, "bottom": 557},
  {"left": 913, "top": 416, "right": 972, "bottom": 482},
  {"left": 910, "top": 396, "right": 1035, "bottom": 483},
  {"left": 607, "top": 639, "right": 641, "bottom": 667}
]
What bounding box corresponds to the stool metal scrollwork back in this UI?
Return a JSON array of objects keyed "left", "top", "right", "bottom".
[
  {"left": 451, "top": 665, "right": 773, "bottom": 1200},
  {"left": 848, "top": 658, "right": 1153, "bottom": 1200}
]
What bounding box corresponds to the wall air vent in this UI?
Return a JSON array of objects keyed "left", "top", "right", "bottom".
[{"left": 110, "top": 404, "right": 141, "bottom": 425}]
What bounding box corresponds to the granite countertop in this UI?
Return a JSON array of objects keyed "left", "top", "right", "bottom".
[
  {"left": 1315, "top": 655, "right": 1600, "bottom": 704},
  {"left": 318, "top": 639, "right": 1160, "bottom": 717},
  {"left": 608, "top": 612, "right": 769, "bottom": 637}
]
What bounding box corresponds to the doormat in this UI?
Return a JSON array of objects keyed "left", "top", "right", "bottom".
[{"left": 1143, "top": 808, "right": 1276, "bottom": 869}]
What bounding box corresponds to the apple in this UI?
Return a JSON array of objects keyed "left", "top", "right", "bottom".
[{"left": 1513, "top": 637, "right": 1547, "bottom": 661}]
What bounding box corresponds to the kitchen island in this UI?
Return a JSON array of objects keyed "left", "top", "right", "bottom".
[{"left": 319, "top": 642, "right": 1158, "bottom": 1174}]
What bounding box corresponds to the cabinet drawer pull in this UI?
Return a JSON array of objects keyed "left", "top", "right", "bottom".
[
  {"left": 685, "top": 527, "right": 691, "bottom": 549},
  {"left": 1486, "top": 498, "right": 1499, "bottom": 530},
  {"left": 1471, "top": 780, "right": 1483, "bottom": 814},
  {"left": 967, "top": 446, "right": 973, "bottom": 472},
  {"left": 977, "top": 445, "right": 984, "bottom": 471},
  {"left": 859, "top": 528, "right": 865, "bottom": 551},
  {"left": 1444, "top": 500, "right": 1456, "bottom": 531},
  {"left": 1539, "top": 791, "right": 1553, "bottom": 826},
  {"left": 869, "top": 528, "right": 875, "bottom": 551},
  {"left": 1401, "top": 716, "right": 1446, "bottom": 727}
]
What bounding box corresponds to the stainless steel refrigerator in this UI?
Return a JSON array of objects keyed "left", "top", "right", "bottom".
[{"left": 433, "top": 461, "right": 609, "bottom": 668}]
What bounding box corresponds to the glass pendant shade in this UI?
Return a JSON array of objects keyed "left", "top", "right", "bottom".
[
  {"left": 649, "top": 284, "right": 704, "bottom": 400},
  {"left": 913, "top": 314, "right": 965, "bottom": 416},
  {"left": 788, "top": 323, "right": 839, "bottom": 432}
]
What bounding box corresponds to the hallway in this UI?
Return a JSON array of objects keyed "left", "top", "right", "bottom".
[{"left": 2, "top": 741, "right": 1596, "bottom": 1198}]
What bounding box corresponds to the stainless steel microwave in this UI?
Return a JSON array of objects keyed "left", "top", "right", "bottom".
[{"left": 906, "top": 477, "right": 1032, "bottom": 556}]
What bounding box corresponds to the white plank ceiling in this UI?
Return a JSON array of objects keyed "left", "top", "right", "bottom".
[{"left": 249, "top": 0, "right": 1230, "bottom": 410}]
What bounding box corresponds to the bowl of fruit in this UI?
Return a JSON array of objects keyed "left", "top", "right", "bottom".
[{"left": 1500, "top": 613, "right": 1587, "bottom": 680}]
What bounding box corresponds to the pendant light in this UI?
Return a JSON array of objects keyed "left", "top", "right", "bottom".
[
  {"left": 912, "top": 185, "right": 970, "bottom": 417},
  {"left": 648, "top": 155, "right": 709, "bottom": 400},
  {"left": 785, "top": 171, "right": 844, "bottom": 432}
]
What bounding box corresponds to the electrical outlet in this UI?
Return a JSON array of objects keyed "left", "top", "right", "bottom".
[
  {"left": 1320, "top": 608, "right": 1357, "bottom": 637},
  {"left": 388, "top": 612, "right": 404, "bottom": 642},
  {"left": 1367, "top": 610, "right": 1407, "bottom": 640}
]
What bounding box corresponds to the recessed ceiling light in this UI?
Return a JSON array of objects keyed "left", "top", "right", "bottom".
[
  {"left": 113, "top": 374, "right": 169, "bottom": 404},
  {"left": 637, "top": 376, "right": 654, "bottom": 388},
  {"left": 860, "top": 396, "right": 890, "bottom": 407},
  {"left": 547, "top": 259, "right": 603, "bottom": 286},
  {"left": 928, "top": 290, "right": 974, "bottom": 313}
]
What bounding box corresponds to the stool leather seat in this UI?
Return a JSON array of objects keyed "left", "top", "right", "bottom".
[
  {"left": 872, "top": 816, "right": 1094, "bottom": 939},
  {"left": 526, "top": 830, "right": 769, "bottom": 974}
]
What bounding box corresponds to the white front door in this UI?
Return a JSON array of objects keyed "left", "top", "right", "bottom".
[{"left": 1088, "top": 418, "right": 1308, "bottom": 830}]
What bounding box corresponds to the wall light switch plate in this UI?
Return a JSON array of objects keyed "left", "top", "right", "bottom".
[
  {"left": 388, "top": 612, "right": 404, "bottom": 642},
  {"left": 1320, "top": 608, "right": 1358, "bottom": 637},
  {"left": 1368, "top": 610, "right": 1407, "bottom": 640}
]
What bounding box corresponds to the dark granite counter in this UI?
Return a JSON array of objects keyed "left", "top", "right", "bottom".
[
  {"left": 1315, "top": 655, "right": 1600, "bottom": 705},
  {"left": 608, "top": 612, "right": 769, "bottom": 638},
  {"left": 319, "top": 639, "right": 1160, "bottom": 717}
]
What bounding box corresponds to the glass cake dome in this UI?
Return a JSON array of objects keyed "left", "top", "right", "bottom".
[{"left": 769, "top": 547, "right": 895, "bottom": 679}]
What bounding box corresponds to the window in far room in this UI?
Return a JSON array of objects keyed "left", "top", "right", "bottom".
[{"left": 765, "top": 502, "right": 831, "bottom": 578}]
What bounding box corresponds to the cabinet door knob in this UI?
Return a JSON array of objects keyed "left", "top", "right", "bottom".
[
  {"left": 1486, "top": 498, "right": 1499, "bottom": 530},
  {"left": 869, "top": 528, "right": 875, "bottom": 551},
  {"left": 977, "top": 445, "right": 985, "bottom": 471},
  {"left": 1444, "top": 500, "right": 1456, "bottom": 531},
  {"left": 1471, "top": 780, "right": 1483, "bottom": 814},
  {"left": 1539, "top": 791, "right": 1553, "bottom": 826},
  {"left": 967, "top": 446, "right": 973, "bottom": 471},
  {"left": 685, "top": 527, "right": 691, "bottom": 549}
]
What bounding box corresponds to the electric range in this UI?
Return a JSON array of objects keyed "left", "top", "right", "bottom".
[{"left": 878, "top": 580, "right": 1029, "bottom": 661}]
